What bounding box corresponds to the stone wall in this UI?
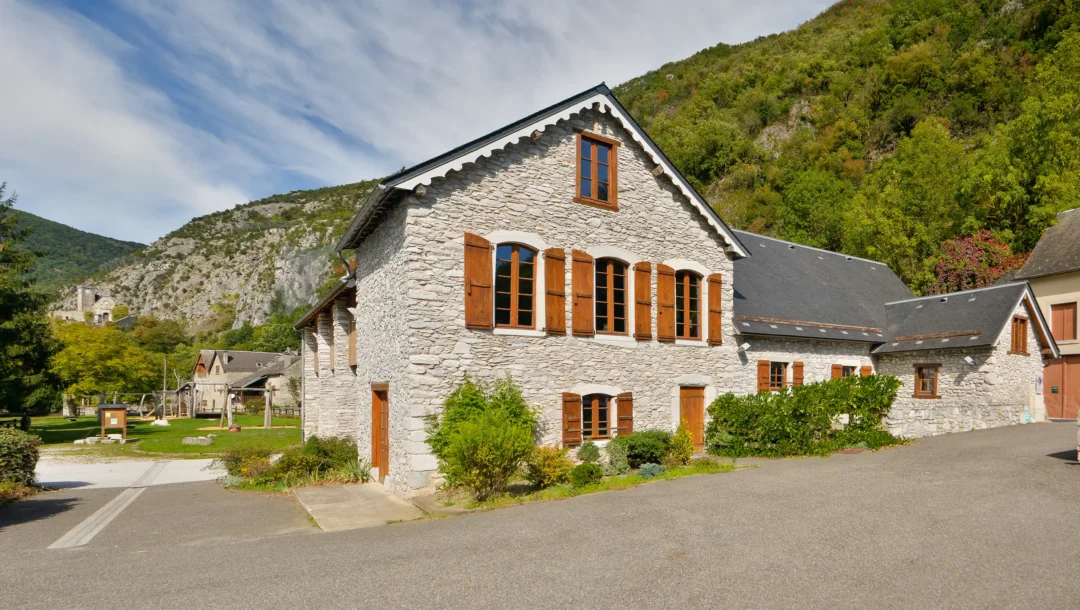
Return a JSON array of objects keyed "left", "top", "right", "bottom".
[
  {"left": 736, "top": 336, "right": 875, "bottom": 393},
  {"left": 877, "top": 300, "right": 1045, "bottom": 437}
]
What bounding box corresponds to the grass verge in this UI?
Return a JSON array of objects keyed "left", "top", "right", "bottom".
[
  {"left": 468, "top": 460, "right": 736, "bottom": 510},
  {"left": 0, "top": 481, "right": 40, "bottom": 504}
]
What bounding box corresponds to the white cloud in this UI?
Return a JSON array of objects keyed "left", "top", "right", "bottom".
[{"left": 2, "top": 0, "right": 829, "bottom": 242}]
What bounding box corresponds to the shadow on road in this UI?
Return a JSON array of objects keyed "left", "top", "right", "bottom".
[
  {"left": 1045, "top": 449, "right": 1079, "bottom": 463},
  {"left": 0, "top": 494, "right": 80, "bottom": 531}
]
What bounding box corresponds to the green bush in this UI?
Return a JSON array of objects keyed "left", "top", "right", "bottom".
[
  {"left": 273, "top": 448, "right": 325, "bottom": 478},
  {"left": 569, "top": 463, "right": 603, "bottom": 488},
  {"left": 610, "top": 430, "right": 671, "bottom": 469},
  {"left": 665, "top": 421, "right": 695, "bottom": 467},
  {"left": 0, "top": 428, "right": 41, "bottom": 485},
  {"left": 524, "top": 445, "right": 573, "bottom": 489},
  {"left": 576, "top": 439, "right": 601, "bottom": 464},
  {"left": 705, "top": 374, "right": 902, "bottom": 457},
  {"left": 637, "top": 463, "right": 666, "bottom": 479},
  {"left": 426, "top": 374, "right": 539, "bottom": 458},
  {"left": 217, "top": 446, "right": 273, "bottom": 477},
  {"left": 440, "top": 409, "right": 534, "bottom": 501},
  {"left": 302, "top": 436, "right": 358, "bottom": 470},
  {"left": 603, "top": 440, "right": 630, "bottom": 475}
]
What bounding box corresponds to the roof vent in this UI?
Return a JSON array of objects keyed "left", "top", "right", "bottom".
[
  {"left": 845, "top": 256, "right": 852, "bottom": 261},
  {"left": 940, "top": 297, "right": 948, "bottom": 303},
  {"left": 788, "top": 244, "right": 795, "bottom": 249}
]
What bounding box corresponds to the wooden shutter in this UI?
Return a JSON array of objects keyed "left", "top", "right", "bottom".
[
  {"left": 792, "top": 362, "right": 804, "bottom": 386},
  {"left": 757, "top": 360, "right": 770, "bottom": 393},
  {"left": 633, "top": 262, "right": 652, "bottom": 340},
  {"left": 616, "top": 392, "right": 634, "bottom": 435},
  {"left": 707, "top": 273, "right": 723, "bottom": 345},
  {"left": 562, "top": 393, "right": 582, "bottom": 446},
  {"left": 656, "top": 264, "right": 676, "bottom": 342},
  {"left": 347, "top": 290, "right": 357, "bottom": 367},
  {"left": 544, "top": 248, "right": 566, "bottom": 335},
  {"left": 860, "top": 366, "right": 873, "bottom": 377},
  {"left": 463, "top": 233, "right": 493, "bottom": 329},
  {"left": 831, "top": 364, "right": 842, "bottom": 380},
  {"left": 571, "top": 250, "right": 595, "bottom": 337}
]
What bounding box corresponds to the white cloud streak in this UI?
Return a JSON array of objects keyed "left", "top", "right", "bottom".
[{"left": 1, "top": 0, "right": 829, "bottom": 242}]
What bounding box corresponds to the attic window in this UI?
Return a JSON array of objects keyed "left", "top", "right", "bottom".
[
  {"left": 575, "top": 131, "right": 619, "bottom": 210},
  {"left": 1009, "top": 316, "right": 1029, "bottom": 355}
]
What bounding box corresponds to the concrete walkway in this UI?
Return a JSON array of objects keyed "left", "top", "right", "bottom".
[
  {"left": 36, "top": 459, "right": 220, "bottom": 490},
  {"left": 292, "top": 482, "right": 423, "bottom": 531}
]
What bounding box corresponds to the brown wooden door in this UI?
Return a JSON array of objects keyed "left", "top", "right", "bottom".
[
  {"left": 679, "top": 386, "right": 705, "bottom": 453},
  {"left": 1045, "top": 359, "right": 1064, "bottom": 419},
  {"left": 371, "top": 385, "right": 390, "bottom": 482}
]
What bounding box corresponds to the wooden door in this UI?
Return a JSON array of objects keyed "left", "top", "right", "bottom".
[
  {"left": 371, "top": 385, "right": 390, "bottom": 482},
  {"left": 1066, "top": 356, "right": 1080, "bottom": 420},
  {"left": 1046, "top": 359, "right": 1064, "bottom": 419},
  {"left": 679, "top": 386, "right": 705, "bottom": 453}
]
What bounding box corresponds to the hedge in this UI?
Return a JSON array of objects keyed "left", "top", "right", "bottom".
[
  {"left": 0, "top": 427, "right": 41, "bottom": 486},
  {"left": 705, "top": 374, "right": 902, "bottom": 457}
]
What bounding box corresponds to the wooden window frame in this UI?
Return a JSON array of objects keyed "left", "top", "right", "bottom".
[
  {"left": 1050, "top": 302, "right": 1077, "bottom": 341},
  {"left": 769, "top": 361, "right": 787, "bottom": 391},
  {"left": 494, "top": 243, "right": 537, "bottom": 330},
  {"left": 581, "top": 394, "right": 612, "bottom": 440},
  {"left": 1009, "top": 315, "right": 1029, "bottom": 355},
  {"left": 594, "top": 258, "right": 629, "bottom": 336},
  {"left": 841, "top": 365, "right": 856, "bottom": 378},
  {"left": 574, "top": 131, "right": 619, "bottom": 211},
  {"left": 674, "top": 270, "right": 702, "bottom": 340},
  {"left": 913, "top": 364, "right": 940, "bottom": 399}
]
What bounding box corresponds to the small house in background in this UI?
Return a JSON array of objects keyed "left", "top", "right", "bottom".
[
  {"left": 51, "top": 284, "right": 124, "bottom": 325},
  {"left": 1015, "top": 208, "right": 1080, "bottom": 419},
  {"left": 189, "top": 350, "right": 299, "bottom": 415}
]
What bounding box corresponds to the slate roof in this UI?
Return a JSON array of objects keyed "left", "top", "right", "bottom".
[
  {"left": 231, "top": 354, "right": 299, "bottom": 389},
  {"left": 1015, "top": 208, "right": 1080, "bottom": 280},
  {"left": 335, "top": 83, "right": 747, "bottom": 258},
  {"left": 873, "top": 284, "right": 1033, "bottom": 354},
  {"left": 731, "top": 231, "right": 912, "bottom": 343},
  {"left": 214, "top": 351, "right": 284, "bottom": 374}
]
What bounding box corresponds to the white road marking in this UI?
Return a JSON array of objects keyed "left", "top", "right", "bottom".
[
  {"left": 131, "top": 461, "right": 167, "bottom": 488},
  {"left": 47, "top": 487, "right": 146, "bottom": 550}
]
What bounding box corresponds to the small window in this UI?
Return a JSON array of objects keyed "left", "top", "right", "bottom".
[
  {"left": 1010, "top": 316, "right": 1028, "bottom": 355},
  {"left": 494, "top": 244, "right": 536, "bottom": 329},
  {"left": 914, "top": 365, "right": 939, "bottom": 398},
  {"left": 675, "top": 271, "right": 702, "bottom": 340},
  {"left": 841, "top": 366, "right": 856, "bottom": 378},
  {"left": 215, "top": 366, "right": 221, "bottom": 375},
  {"left": 595, "top": 258, "right": 628, "bottom": 335},
  {"left": 769, "top": 362, "right": 787, "bottom": 390},
  {"left": 581, "top": 394, "right": 611, "bottom": 440},
  {"left": 575, "top": 132, "right": 618, "bottom": 209}
]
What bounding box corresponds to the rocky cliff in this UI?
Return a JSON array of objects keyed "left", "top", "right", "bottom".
[{"left": 56, "top": 180, "right": 376, "bottom": 329}]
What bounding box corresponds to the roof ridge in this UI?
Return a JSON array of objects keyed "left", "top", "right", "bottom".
[
  {"left": 731, "top": 230, "right": 890, "bottom": 266},
  {"left": 884, "top": 282, "right": 1024, "bottom": 305}
]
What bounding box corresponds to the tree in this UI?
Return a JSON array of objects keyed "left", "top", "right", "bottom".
[
  {"left": 0, "top": 183, "right": 59, "bottom": 413},
  {"left": 111, "top": 304, "right": 130, "bottom": 320},
  {"left": 249, "top": 323, "right": 299, "bottom": 353},
  {"left": 842, "top": 117, "right": 971, "bottom": 291},
  {"left": 778, "top": 169, "right": 853, "bottom": 251},
  {"left": 928, "top": 231, "right": 1026, "bottom": 295},
  {"left": 50, "top": 322, "right": 159, "bottom": 397},
  {"left": 130, "top": 316, "right": 188, "bottom": 353}
]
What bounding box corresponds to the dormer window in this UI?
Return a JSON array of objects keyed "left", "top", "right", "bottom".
[{"left": 575, "top": 132, "right": 618, "bottom": 210}]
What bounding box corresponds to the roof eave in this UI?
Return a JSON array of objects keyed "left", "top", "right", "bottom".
[{"left": 293, "top": 278, "right": 353, "bottom": 330}]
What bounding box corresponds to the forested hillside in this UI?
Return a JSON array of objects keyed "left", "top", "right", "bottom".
[
  {"left": 614, "top": 0, "right": 1080, "bottom": 293},
  {"left": 15, "top": 210, "right": 143, "bottom": 293}
]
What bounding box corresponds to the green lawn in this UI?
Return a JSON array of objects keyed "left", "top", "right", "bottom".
[{"left": 29, "top": 415, "right": 301, "bottom": 456}]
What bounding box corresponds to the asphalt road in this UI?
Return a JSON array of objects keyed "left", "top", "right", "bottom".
[{"left": 2, "top": 423, "right": 1078, "bottom": 609}]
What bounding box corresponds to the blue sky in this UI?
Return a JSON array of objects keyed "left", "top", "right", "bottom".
[{"left": 0, "top": 0, "right": 830, "bottom": 243}]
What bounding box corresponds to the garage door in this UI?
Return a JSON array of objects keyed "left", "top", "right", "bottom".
[{"left": 1045, "top": 355, "right": 1080, "bottom": 419}]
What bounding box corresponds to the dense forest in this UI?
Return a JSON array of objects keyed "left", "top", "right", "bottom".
[
  {"left": 614, "top": 0, "right": 1080, "bottom": 293},
  {"left": 15, "top": 209, "right": 143, "bottom": 293}
]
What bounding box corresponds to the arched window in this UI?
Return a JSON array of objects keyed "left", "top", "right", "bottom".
[
  {"left": 675, "top": 270, "right": 701, "bottom": 340},
  {"left": 595, "top": 258, "right": 628, "bottom": 335},
  {"left": 581, "top": 394, "right": 611, "bottom": 439},
  {"left": 495, "top": 244, "right": 536, "bottom": 329}
]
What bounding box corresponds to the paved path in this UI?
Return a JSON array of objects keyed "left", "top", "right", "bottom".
[
  {"left": 36, "top": 459, "right": 220, "bottom": 490},
  {"left": 293, "top": 482, "right": 423, "bottom": 531},
  {"left": 2, "top": 423, "right": 1079, "bottom": 609}
]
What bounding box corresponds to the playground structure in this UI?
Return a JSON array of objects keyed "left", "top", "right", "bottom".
[{"left": 61, "top": 385, "right": 295, "bottom": 427}]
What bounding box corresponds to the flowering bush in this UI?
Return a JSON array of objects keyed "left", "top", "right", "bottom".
[{"left": 929, "top": 231, "right": 1026, "bottom": 294}]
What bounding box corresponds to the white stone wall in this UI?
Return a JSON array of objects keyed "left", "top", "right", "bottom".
[
  {"left": 301, "top": 328, "right": 320, "bottom": 439},
  {"left": 877, "top": 300, "right": 1045, "bottom": 437},
  {"left": 735, "top": 336, "right": 875, "bottom": 392}
]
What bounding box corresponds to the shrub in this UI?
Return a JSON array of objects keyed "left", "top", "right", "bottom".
[
  {"left": 337, "top": 459, "right": 372, "bottom": 484},
  {"left": 610, "top": 430, "right": 671, "bottom": 469},
  {"left": 273, "top": 448, "right": 325, "bottom": 478},
  {"left": 426, "top": 374, "right": 539, "bottom": 459},
  {"left": 705, "top": 374, "right": 902, "bottom": 457},
  {"left": 665, "top": 421, "right": 695, "bottom": 467},
  {"left": 0, "top": 428, "right": 41, "bottom": 486},
  {"left": 576, "top": 439, "right": 601, "bottom": 464},
  {"left": 525, "top": 445, "right": 573, "bottom": 489},
  {"left": 217, "top": 446, "right": 273, "bottom": 477},
  {"left": 302, "top": 436, "right": 358, "bottom": 470},
  {"left": 604, "top": 440, "right": 630, "bottom": 476},
  {"left": 440, "top": 409, "right": 534, "bottom": 501},
  {"left": 637, "top": 463, "right": 666, "bottom": 479},
  {"left": 569, "top": 463, "right": 603, "bottom": 488}
]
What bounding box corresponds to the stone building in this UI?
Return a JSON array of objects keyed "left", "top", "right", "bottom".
[
  {"left": 190, "top": 350, "right": 299, "bottom": 414},
  {"left": 296, "top": 84, "right": 1058, "bottom": 499},
  {"left": 52, "top": 284, "right": 118, "bottom": 324}
]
